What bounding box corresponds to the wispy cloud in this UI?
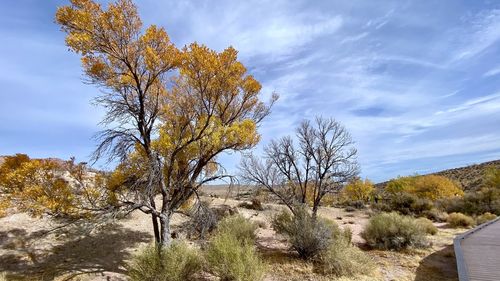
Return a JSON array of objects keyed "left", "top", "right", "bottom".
[
  {"left": 1, "top": 0, "right": 500, "bottom": 182},
  {"left": 452, "top": 9, "right": 500, "bottom": 61},
  {"left": 484, "top": 66, "right": 500, "bottom": 77}
]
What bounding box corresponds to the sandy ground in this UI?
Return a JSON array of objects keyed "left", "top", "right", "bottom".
[{"left": 0, "top": 188, "right": 466, "bottom": 281}]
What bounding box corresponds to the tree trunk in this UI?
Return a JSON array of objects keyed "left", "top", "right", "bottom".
[
  {"left": 151, "top": 213, "right": 160, "bottom": 244},
  {"left": 311, "top": 203, "right": 319, "bottom": 220},
  {"left": 159, "top": 213, "right": 172, "bottom": 247}
]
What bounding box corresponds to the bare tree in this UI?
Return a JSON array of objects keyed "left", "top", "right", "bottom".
[{"left": 240, "top": 117, "right": 359, "bottom": 217}]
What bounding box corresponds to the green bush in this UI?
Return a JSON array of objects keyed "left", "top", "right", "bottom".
[
  {"left": 314, "top": 240, "right": 374, "bottom": 277},
  {"left": 216, "top": 214, "right": 257, "bottom": 244},
  {"left": 447, "top": 212, "right": 475, "bottom": 228},
  {"left": 206, "top": 232, "right": 265, "bottom": 281},
  {"left": 476, "top": 212, "right": 497, "bottom": 225},
  {"left": 272, "top": 207, "right": 341, "bottom": 259},
  {"left": 416, "top": 217, "right": 438, "bottom": 235},
  {"left": 127, "top": 241, "right": 203, "bottom": 281},
  {"left": 361, "top": 212, "right": 428, "bottom": 250},
  {"left": 439, "top": 192, "right": 500, "bottom": 216},
  {"left": 386, "top": 192, "right": 433, "bottom": 216}
]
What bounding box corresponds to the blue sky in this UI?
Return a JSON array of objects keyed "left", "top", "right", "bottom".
[{"left": 1, "top": 0, "right": 500, "bottom": 182}]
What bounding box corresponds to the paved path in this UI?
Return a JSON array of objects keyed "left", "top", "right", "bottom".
[{"left": 454, "top": 217, "right": 500, "bottom": 281}]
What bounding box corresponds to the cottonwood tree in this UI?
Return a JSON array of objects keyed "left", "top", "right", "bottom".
[
  {"left": 240, "top": 117, "right": 358, "bottom": 217},
  {"left": 56, "top": 0, "right": 275, "bottom": 246}
]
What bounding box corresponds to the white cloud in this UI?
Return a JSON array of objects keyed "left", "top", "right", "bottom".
[
  {"left": 484, "top": 66, "right": 500, "bottom": 77},
  {"left": 453, "top": 9, "right": 500, "bottom": 61}
]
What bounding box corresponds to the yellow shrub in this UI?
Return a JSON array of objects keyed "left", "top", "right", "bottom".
[
  {"left": 343, "top": 179, "right": 374, "bottom": 202},
  {"left": 411, "top": 175, "right": 463, "bottom": 201},
  {"left": 385, "top": 176, "right": 416, "bottom": 194}
]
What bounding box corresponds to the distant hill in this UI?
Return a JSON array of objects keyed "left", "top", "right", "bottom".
[{"left": 376, "top": 159, "right": 500, "bottom": 191}]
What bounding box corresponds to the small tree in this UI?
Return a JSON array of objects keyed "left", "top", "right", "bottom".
[
  {"left": 343, "top": 178, "right": 374, "bottom": 203},
  {"left": 240, "top": 117, "right": 358, "bottom": 217}
]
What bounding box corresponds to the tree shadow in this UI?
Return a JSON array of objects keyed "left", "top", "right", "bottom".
[
  {"left": 414, "top": 245, "right": 458, "bottom": 281},
  {"left": 0, "top": 224, "right": 151, "bottom": 280}
]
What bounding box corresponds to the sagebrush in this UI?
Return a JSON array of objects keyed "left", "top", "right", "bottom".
[
  {"left": 447, "top": 212, "right": 475, "bottom": 228},
  {"left": 127, "top": 241, "right": 203, "bottom": 281},
  {"left": 216, "top": 214, "right": 257, "bottom": 244},
  {"left": 206, "top": 232, "right": 265, "bottom": 281},
  {"left": 362, "top": 212, "right": 428, "bottom": 250},
  {"left": 476, "top": 212, "right": 497, "bottom": 225},
  {"left": 272, "top": 207, "right": 337, "bottom": 259}
]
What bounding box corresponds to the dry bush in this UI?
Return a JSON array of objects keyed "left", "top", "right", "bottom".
[
  {"left": 206, "top": 232, "right": 265, "bottom": 281},
  {"left": 447, "top": 212, "right": 475, "bottom": 228},
  {"left": 237, "top": 198, "right": 264, "bottom": 211},
  {"left": 345, "top": 206, "right": 356, "bottom": 212},
  {"left": 422, "top": 208, "right": 448, "bottom": 222},
  {"left": 314, "top": 240, "right": 374, "bottom": 277},
  {"left": 362, "top": 212, "right": 429, "bottom": 250},
  {"left": 216, "top": 214, "right": 257, "bottom": 244},
  {"left": 127, "top": 241, "right": 203, "bottom": 281},
  {"left": 185, "top": 201, "right": 218, "bottom": 239},
  {"left": 476, "top": 212, "right": 497, "bottom": 225},
  {"left": 415, "top": 217, "right": 438, "bottom": 235},
  {"left": 272, "top": 208, "right": 333, "bottom": 259}
]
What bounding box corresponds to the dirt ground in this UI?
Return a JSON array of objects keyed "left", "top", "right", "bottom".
[{"left": 0, "top": 186, "right": 465, "bottom": 281}]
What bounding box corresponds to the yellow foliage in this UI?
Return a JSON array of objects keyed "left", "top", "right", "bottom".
[
  {"left": 56, "top": 0, "right": 180, "bottom": 95},
  {"left": 411, "top": 175, "right": 463, "bottom": 201},
  {"left": 385, "top": 176, "right": 416, "bottom": 194},
  {"left": 343, "top": 178, "right": 374, "bottom": 202},
  {"left": 56, "top": 0, "right": 276, "bottom": 222},
  {"left": 0, "top": 156, "right": 115, "bottom": 219}
]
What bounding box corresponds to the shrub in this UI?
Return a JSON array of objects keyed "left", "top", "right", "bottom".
[
  {"left": 475, "top": 212, "right": 497, "bottom": 225},
  {"left": 385, "top": 176, "right": 416, "bottom": 194},
  {"left": 447, "top": 212, "right": 475, "bottom": 228},
  {"left": 237, "top": 198, "right": 264, "bottom": 211},
  {"left": 343, "top": 178, "right": 374, "bottom": 202},
  {"left": 362, "top": 212, "right": 428, "bottom": 250},
  {"left": 347, "top": 200, "right": 366, "bottom": 209},
  {"left": 185, "top": 201, "right": 218, "bottom": 239},
  {"left": 314, "top": 240, "right": 374, "bottom": 277},
  {"left": 422, "top": 208, "right": 448, "bottom": 222},
  {"left": 411, "top": 175, "right": 463, "bottom": 200},
  {"left": 127, "top": 241, "right": 203, "bottom": 281},
  {"left": 416, "top": 217, "right": 438, "bottom": 235},
  {"left": 371, "top": 201, "right": 392, "bottom": 213},
  {"left": 206, "top": 232, "right": 265, "bottom": 281},
  {"left": 345, "top": 206, "right": 356, "bottom": 212},
  {"left": 272, "top": 207, "right": 338, "bottom": 259},
  {"left": 382, "top": 192, "right": 433, "bottom": 216},
  {"left": 439, "top": 192, "right": 500, "bottom": 216},
  {"left": 216, "top": 214, "right": 257, "bottom": 244}
]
